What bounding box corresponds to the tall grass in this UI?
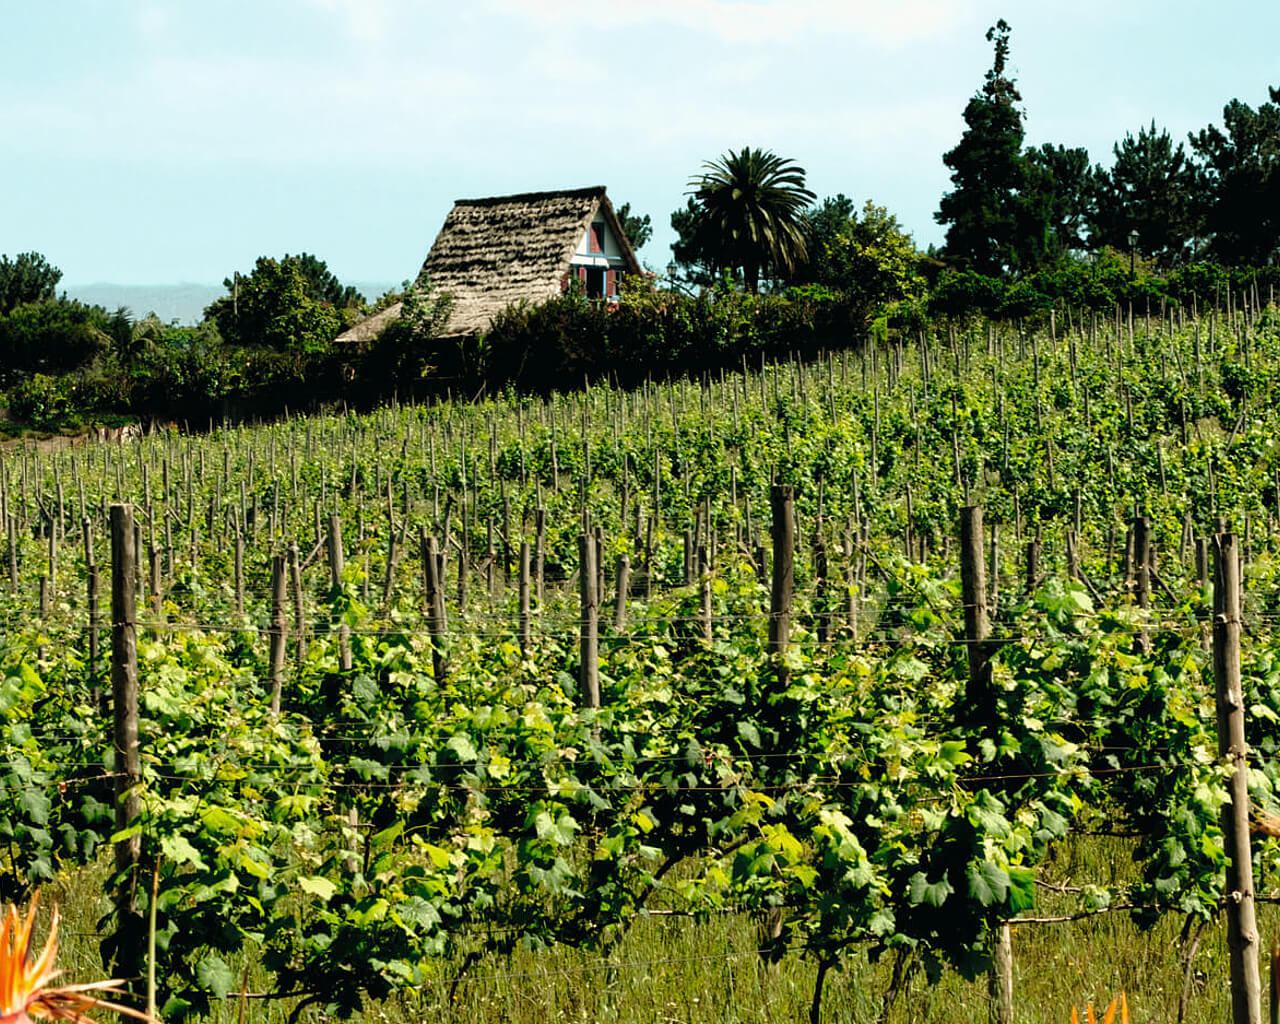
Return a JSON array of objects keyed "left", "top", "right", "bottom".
[{"left": 38, "top": 833, "right": 1273, "bottom": 1024}]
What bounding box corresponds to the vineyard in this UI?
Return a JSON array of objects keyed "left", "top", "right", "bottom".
[{"left": 4, "top": 294, "right": 1280, "bottom": 1023}]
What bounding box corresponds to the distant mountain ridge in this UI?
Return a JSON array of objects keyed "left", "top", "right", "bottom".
[{"left": 63, "top": 282, "right": 396, "bottom": 326}]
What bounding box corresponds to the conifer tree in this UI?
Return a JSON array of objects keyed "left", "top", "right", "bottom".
[
  {"left": 1191, "top": 87, "right": 1280, "bottom": 266},
  {"left": 1091, "top": 122, "right": 1200, "bottom": 268},
  {"left": 935, "top": 20, "right": 1027, "bottom": 275}
]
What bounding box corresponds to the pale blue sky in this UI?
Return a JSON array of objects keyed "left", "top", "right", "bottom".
[{"left": 5, "top": 1, "right": 1278, "bottom": 286}]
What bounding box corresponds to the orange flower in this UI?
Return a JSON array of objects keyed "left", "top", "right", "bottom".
[
  {"left": 1069, "top": 992, "right": 1128, "bottom": 1024},
  {"left": 0, "top": 893, "right": 156, "bottom": 1024}
]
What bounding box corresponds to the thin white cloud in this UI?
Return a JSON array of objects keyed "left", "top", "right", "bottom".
[
  {"left": 302, "top": 0, "right": 395, "bottom": 42},
  {"left": 134, "top": 4, "right": 178, "bottom": 45},
  {"left": 3, "top": 0, "right": 979, "bottom": 172},
  {"left": 488, "top": 0, "right": 977, "bottom": 47}
]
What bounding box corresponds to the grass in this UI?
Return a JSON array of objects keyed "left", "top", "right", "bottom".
[{"left": 29, "top": 833, "right": 1274, "bottom": 1024}]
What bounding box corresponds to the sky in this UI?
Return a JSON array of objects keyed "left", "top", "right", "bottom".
[{"left": 4, "top": 0, "right": 1279, "bottom": 288}]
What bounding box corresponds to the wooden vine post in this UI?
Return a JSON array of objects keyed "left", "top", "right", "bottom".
[
  {"left": 613, "top": 553, "right": 630, "bottom": 632},
  {"left": 960, "top": 507, "right": 994, "bottom": 718},
  {"left": 110, "top": 503, "right": 143, "bottom": 978},
  {"left": 1134, "top": 515, "right": 1152, "bottom": 654},
  {"left": 578, "top": 532, "right": 600, "bottom": 709},
  {"left": 422, "top": 531, "right": 447, "bottom": 681},
  {"left": 328, "top": 514, "right": 353, "bottom": 672},
  {"left": 768, "top": 484, "right": 795, "bottom": 698},
  {"left": 86, "top": 519, "right": 102, "bottom": 710},
  {"left": 534, "top": 508, "right": 546, "bottom": 606},
  {"left": 289, "top": 542, "right": 306, "bottom": 667},
  {"left": 518, "top": 541, "right": 532, "bottom": 655},
  {"left": 698, "top": 544, "right": 713, "bottom": 644},
  {"left": 959, "top": 506, "right": 1013, "bottom": 1024},
  {"left": 233, "top": 528, "right": 245, "bottom": 619},
  {"left": 1213, "top": 532, "right": 1261, "bottom": 1024},
  {"left": 268, "top": 552, "right": 288, "bottom": 715}
]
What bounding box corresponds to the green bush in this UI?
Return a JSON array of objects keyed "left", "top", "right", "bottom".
[
  {"left": 483, "top": 283, "right": 854, "bottom": 393},
  {"left": 7, "top": 373, "right": 75, "bottom": 429}
]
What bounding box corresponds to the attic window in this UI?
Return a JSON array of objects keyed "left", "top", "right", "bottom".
[{"left": 589, "top": 223, "right": 604, "bottom": 254}]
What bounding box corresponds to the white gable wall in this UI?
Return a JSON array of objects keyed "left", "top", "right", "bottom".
[
  {"left": 574, "top": 218, "right": 624, "bottom": 260},
  {"left": 567, "top": 213, "right": 633, "bottom": 299}
]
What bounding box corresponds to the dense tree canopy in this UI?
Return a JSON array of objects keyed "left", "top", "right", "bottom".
[
  {"left": 285, "top": 252, "right": 366, "bottom": 309},
  {"left": 1191, "top": 86, "right": 1280, "bottom": 266},
  {"left": 797, "top": 197, "right": 924, "bottom": 322},
  {"left": 1090, "top": 122, "right": 1200, "bottom": 268},
  {"left": 669, "top": 198, "right": 719, "bottom": 289},
  {"left": 798, "top": 195, "right": 858, "bottom": 289},
  {"left": 0, "top": 299, "right": 124, "bottom": 387},
  {"left": 0, "top": 252, "right": 63, "bottom": 315},
  {"left": 1019, "top": 143, "right": 1092, "bottom": 266},
  {"left": 205, "top": 256, "right": 343, "bottom": 353}
]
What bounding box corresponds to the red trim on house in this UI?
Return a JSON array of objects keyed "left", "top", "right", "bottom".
[{"left": 589, "top": 223, "right": 604, "bottom": 254}]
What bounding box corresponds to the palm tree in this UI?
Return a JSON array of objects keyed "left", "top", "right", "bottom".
[{"left": 687, "top": 147, "right": 816, "bottom": 292}]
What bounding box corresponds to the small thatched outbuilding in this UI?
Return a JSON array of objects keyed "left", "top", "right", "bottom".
[{"left": 338, "top": 186, "right": 643, "bottom": 343}]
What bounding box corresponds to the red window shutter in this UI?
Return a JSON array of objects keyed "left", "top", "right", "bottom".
[
  {"left": 590, "top": 224, "right": 603, "bottom": 253},
  {"left": 577, "top": 267, "right": 587, "bottom": 286},
  {"left": 606, "top": 269, "right": 616, "bottom": 297}
]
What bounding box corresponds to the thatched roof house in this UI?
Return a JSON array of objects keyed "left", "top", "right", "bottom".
[{"left": 338, "top": 186, "right": 642, "bottom": 343}]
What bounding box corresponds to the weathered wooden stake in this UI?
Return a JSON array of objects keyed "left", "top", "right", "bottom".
[
  {"left": 613, "top": 553, "right": 630, "bottom": 632},
  {"left": 233, "top": 529, "right": 245, "bottom": 618},
  {"left": 698, "top": 544, "right": 713, "bottom": 643},
  {"left": 7, "top": 516, "right": 17, "bottom": 594},
  {"left": 518, "top": 541, "right": 532, "bottom": 655},
  {"left": 1134, "top": 515, "right": 1152, "bottom": 654},
  {"left": 534, "top": 508, "right": 546, "bottom": 606},
  {"left": 422, "top": 531, "right": 447, "bottom": 681},
  {"left": 768, "top": 485, "right": 795, "bottom": 698},
  {"left": 328, "top": 515, "right": 353, "bottom": 672},
  {"left": 578, "top": 533, "right": 600, "bottom": 708},
  {"left": 148, "top": 545, "right": 161, "bottom": 615},
  {"left": 960, "top": 507, "right": 995, "bottom": 721},
  {"left": 1214, "top": 532, "right": 1262, "bottom": 1024},
  {"left": 290, "top": 542, "right": 306, "bottom": 667},
  {"left": 110, "top": 504, "right": 142, "bottom": 976},
  {"left": 87, "top": 561, "right": 102, "bottom": 710},
  {"left": 381, "top": 529, "right": 399, "bottom": 612},
  {"left": 268, "top": 552, "right": 288, "bottom": 715},
  {"left": 1134, "top": 515, "right": 1152, "bottom": 609},
  {"left": 960, "top": 506, "right": 1012, "bottom": 1024}
]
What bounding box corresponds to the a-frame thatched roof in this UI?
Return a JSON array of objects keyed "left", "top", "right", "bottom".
[{"left": 338, "top": 186, "right": 642, "bottom": 343}]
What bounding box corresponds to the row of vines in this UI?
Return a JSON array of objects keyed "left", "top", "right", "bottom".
[{"left": 2, "top": 298, "right": 1280, "bottom": 1021}]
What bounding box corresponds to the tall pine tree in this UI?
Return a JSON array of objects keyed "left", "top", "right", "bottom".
[
  {"left": 935, "top": 20, "right": 1027, "bottom": 275},
  {"left": 1090, "top": 122, "right": 1200, "bottom": 268},
  {"left": 1021, "top": 143, "right": 1093, "bottom": 264},
  {"left": 1191, "top": 87, "right": 1280, "bottom": 266}
]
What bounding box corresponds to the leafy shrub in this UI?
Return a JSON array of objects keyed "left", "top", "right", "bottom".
[
  {"left": 206, "top": 257, "right": 343, "bottom": 353},
  {"left": 7, "top": 373, "right": 75, "bottom": 429},
  {"left": 483, "top": 283, "right": 853, "bottom": 393},
  {"left": 930, "top": 269, "right": 1006, "bottom": 319}
]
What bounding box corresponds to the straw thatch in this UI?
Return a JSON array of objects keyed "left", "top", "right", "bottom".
[
  {"left": 335, "top": 303, "right": 402, "bottom": 344},
  {"left": 337, "top": 186, "right": 642, "bottom": 343}
]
